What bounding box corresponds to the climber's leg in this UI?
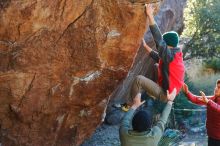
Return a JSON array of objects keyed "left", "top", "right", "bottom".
[{"left": 130, "top": 75, "right": 167, "bottom": 102}]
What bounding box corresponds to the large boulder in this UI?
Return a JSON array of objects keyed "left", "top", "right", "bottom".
[{"left": 0, "top": 0, "right": 163, "bottom": 146}]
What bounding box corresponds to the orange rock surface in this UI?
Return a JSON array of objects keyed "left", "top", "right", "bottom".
[{"left": 0, "top": 0, "right": 162, "bottom": 145}]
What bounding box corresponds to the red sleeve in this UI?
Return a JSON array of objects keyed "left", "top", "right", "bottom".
[
  {"left": 209, "top": 96, "right": 216, "bottom": 100},
  {"left": 207, "top": 100, "right": 220, "bottom": 112},
  {"left": 186, "top": 92, "right": 206, "bottom": 105}
]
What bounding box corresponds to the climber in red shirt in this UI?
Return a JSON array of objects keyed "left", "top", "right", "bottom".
[
  {"left": 129, "top": 4, "right": 185, "bottom": 103},
  {"left": 183, "top": 79, "right": 220, "bottom": 146}
]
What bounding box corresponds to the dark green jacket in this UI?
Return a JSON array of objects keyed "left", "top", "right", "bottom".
[{"left": 119, "top": 103, "right": 172, "bottom": 146}]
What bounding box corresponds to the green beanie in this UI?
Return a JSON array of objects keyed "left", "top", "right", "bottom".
[{"left": 162, "top": 31, "right": 179, "bottom": 47}]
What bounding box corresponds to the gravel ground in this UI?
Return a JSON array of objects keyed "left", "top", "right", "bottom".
[{"left": 81, "top": 124, "right": 120, "bottom": 146}]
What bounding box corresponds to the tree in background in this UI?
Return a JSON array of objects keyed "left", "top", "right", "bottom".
[
  {"left": 182, "top": 0, "right": 220, "bottom": 60},
  {"left": 205, "top": 57, "right": 220, "bottom": 72}
]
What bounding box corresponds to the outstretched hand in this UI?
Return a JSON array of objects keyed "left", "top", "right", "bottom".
[
  {"left": 182, "top": 83, "right": 189, "bottom": 94},
  {"left": 200, "top": 91, "right": 209, "bottom": 104},
  {"left": 167, "top": 88, "right": 177, "bottom": 102}
]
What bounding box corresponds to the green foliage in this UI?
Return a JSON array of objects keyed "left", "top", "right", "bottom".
[
  {"left": 191, "top": 71, "right": 220, "bottom": 94},
  {"left": 204, "top": 57, "right": 220, "bottom": 72},
  {"left": 183, "top": 0, "right": 220, "bottom": 59}
]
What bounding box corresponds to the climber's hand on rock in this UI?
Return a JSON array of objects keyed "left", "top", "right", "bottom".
[
  {"left": 145, "top": 4, "right": 155, "bottom": 25},
  {"left": 145, "top": 4, "right": 154, "bottom": 17}
]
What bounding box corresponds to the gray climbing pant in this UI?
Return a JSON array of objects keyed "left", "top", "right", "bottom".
[{"left": 130, "top": 75, "right": 167, "bottom": 102}]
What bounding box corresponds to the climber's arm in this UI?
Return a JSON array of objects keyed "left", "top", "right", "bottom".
[
  {"left": 145, "top": 4, "right": 172, "bottom": 63},
  {"left": 145, "top": 4, "right": 164, "bottom": 48},
  {"left": 150, "top": 51, "right": 160, "bottom": 63},
  {"left": 142, "top": 39, "right": 159, "bottom": 62}
]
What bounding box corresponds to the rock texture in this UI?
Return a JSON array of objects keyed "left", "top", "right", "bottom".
[{"left": 0, "top": 0, "right": 162, "bottom": 146}]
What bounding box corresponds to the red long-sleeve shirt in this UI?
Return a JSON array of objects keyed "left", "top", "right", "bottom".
[
  {"left": 149, "top": 24, "right": 185, "bottom": 95},
  {"left": 186, "top": 92, "right": 220, "bottom": 139}
]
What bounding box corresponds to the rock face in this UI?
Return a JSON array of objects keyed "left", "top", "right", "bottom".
[{"left": 0, "top": 0, "right": 163, "bottom": 146}]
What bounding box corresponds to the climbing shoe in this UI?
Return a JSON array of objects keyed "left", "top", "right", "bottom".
[
  {"left": 121, "top": 103, "right": 130, "bottom": 112},
  {"left": 112, "top": 103, "right": 130, "bottom": 112}
]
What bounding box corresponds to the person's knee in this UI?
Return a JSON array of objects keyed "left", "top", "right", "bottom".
[
  {"left": 135, "top": 75, "right": 144, "bottom": 82},
  {"left": 132, "top": 75, "right": 145, "bottom": 89}
]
